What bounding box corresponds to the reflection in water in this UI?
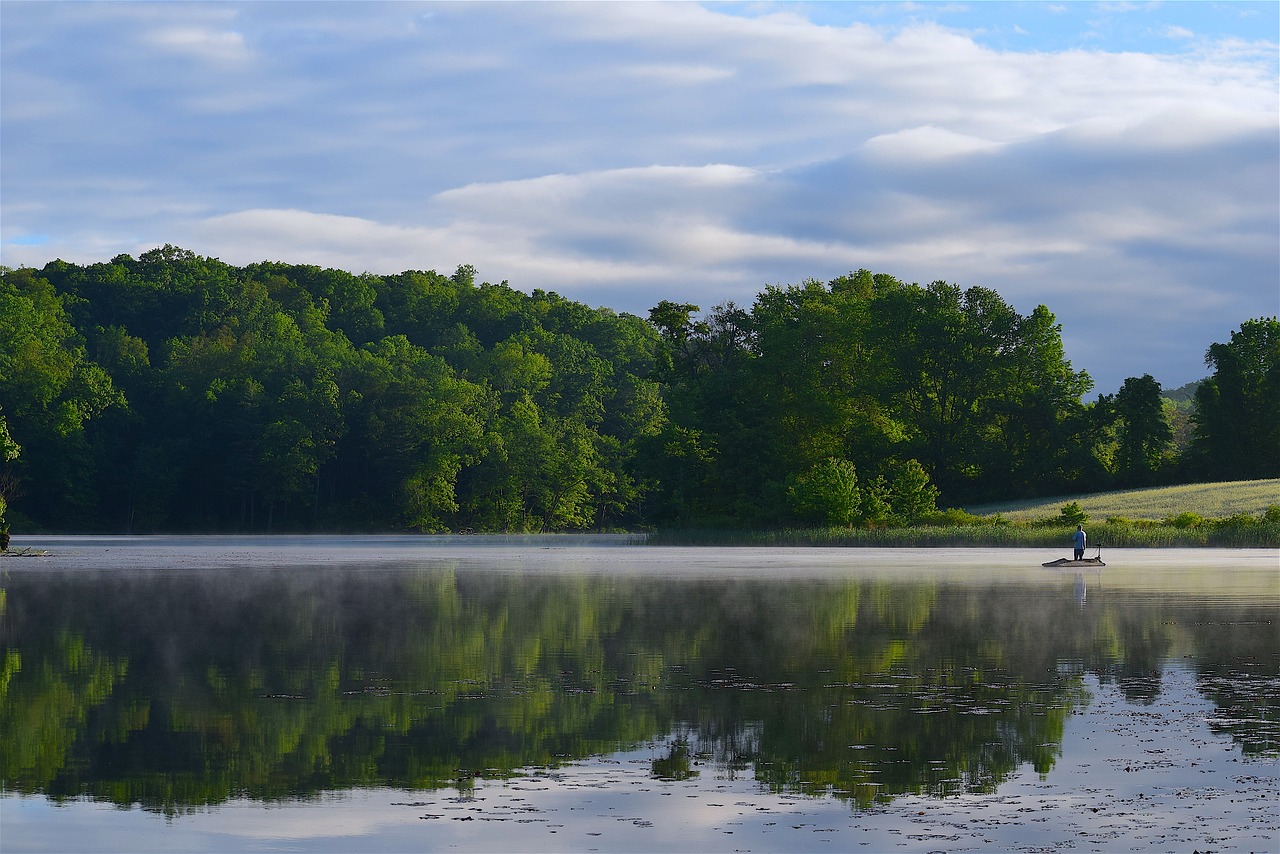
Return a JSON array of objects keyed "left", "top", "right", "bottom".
[{"left": 0, "top": 558, "right": 1275, "bottom": 819}]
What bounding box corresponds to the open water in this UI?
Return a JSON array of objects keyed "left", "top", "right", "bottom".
[{"left": 1, "top": 536, "right": 1276, "bottom": 852}]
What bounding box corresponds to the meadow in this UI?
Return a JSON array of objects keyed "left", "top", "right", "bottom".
[
  {"left": 964, "top": 478, "right": 1280, "bottom": 522},
  {"left": 648, "top": 479, "right": 1280, "bottom": 548}
]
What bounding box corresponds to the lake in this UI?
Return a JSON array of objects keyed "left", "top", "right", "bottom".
[{"left": 1, "top": 536, "right": 1277, "bottom": 852}]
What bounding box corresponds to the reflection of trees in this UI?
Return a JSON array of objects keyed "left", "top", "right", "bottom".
[
  {"left": 652, "top": 736, "right": 697, "bottom": 781},
  {"left": 0, "top": 633, "right": 130, "bottom": 793},
  {"left": 1198, "top": 669, "right": 1279, "bottom": 757},
  {"left": 1182, "top": 605, "right": 1280, "bottom": 757},
  {"left": 0, "top": 567, "right": 1271, "bottom": 815},
  {"left": 1090, "top": 614, "right": 1174, "bottom": 705},
  {"left": 665, "top": 583, "right": 1092, "bottom": 807}
]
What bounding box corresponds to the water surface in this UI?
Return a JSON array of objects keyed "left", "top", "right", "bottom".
[{"left": 2, "top": 536, "right": 1276, "bottom": 851}]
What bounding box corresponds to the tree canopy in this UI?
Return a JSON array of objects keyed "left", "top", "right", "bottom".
[
  {"left": 1186, "top": 318, "right": 1280, "bottom": 480},
  {"left": 0, "top": 252, "right": 1272, "bottom": 532}
]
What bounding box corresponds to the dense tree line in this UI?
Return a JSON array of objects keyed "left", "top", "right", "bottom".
[
  {"left": 643, "top": 273, "right": 1276, "bottom": 525},
  {"left": 2, "top": 248, "right": 664, "bottom": 532},
  {"left": 1, "top": 249, "right": 1275, "bottom": 532}
]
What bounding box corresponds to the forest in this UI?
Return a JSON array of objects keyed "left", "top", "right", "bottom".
[{"left": 1, "top": 247, "right": 1277, "bottom": 533}]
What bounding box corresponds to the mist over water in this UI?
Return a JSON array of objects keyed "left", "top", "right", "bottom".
[{"left": 2, "top": 537, "right": 1276, "bottom": 851}]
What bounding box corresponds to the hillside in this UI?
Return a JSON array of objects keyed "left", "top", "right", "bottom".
[{"left": 964, "top": 479, "right": 1280, "bottom": 522}]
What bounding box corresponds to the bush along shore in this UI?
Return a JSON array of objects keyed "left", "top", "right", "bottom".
[{"left": 645, "top": 503, "right": 1280, "bottom": 548}]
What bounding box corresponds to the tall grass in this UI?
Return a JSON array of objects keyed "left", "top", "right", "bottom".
[
  {"left": 646, "top": 523, "right": 1278, "bottom": 548},
  {"left": 646, "top": 499, "right": 1280, "bottom": 548}
]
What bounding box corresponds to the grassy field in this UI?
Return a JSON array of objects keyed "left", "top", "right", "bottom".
[
  {"left": 648, "top": 479, "right": 1280, "bottom": 548},
  {"left": 647, "top": 522, "right": 1277, "bottom": 548},
  {"left": 963, "top": 478, "right": 1280, "bottom": 522}
]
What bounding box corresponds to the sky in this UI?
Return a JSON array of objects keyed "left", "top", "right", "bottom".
[{"left": 2, "top": 1, "right": 1277, "bottom": 394}]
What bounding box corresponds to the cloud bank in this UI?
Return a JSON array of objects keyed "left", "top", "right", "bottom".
[{"left": 2, "top": 1, "right": 1276, "bottom": 391}]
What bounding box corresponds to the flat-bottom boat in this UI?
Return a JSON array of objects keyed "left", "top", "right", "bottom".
[{"left": 1042, "top": 556, "right": 1105, "bottom": 567}]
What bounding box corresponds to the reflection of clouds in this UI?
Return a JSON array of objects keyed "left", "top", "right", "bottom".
[
  {"left": 2, "top": 791, "right": 431, "bottom": 851},
  {"left": 188, "top": 792, "right": 420, "bottom": 842}
]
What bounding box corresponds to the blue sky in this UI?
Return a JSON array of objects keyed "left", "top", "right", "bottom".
[
  {"left": 2, "top": 1, "right": 1277, "bottom": 393},
  {"left": 787, "top": 1, "right": 1277, "bottom": 54}
]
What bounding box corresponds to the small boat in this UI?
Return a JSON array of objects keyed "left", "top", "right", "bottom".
[{"left": 1042, "top": 556, "right": 1105, "bottom": 567}]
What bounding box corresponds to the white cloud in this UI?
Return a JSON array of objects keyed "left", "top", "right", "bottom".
[
  {"left": 619, "top": 63, "right": 737, "bottom": 85},
  {"left": 143, "top": 25, "right": 250, "bottom": 63},
  {"left": 1, "top": 1, "right": 1275, "bottom": 392},
  {"left": 862, "top": 126, "right": 1003, "bottom": 161},
  {"left": 189, "top": 208, "right": 679, "bottom": 289},
  {"left": 434, "top": 165, "right": 759, "bottom": 220},
  {"left": 195, "top": 209, "right": 476, "bottom": 273}
]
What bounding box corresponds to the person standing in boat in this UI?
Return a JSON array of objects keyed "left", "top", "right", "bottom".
[{"left": 1072, "top": 525, "right": 1087, "bottom": 561}]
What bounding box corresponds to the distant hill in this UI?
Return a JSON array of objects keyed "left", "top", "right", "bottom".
[
  {"left": 1163, "top": 380, "right": 1201, "bottom": 403},
  {"left": 964, "top": 479, "right": 1280, "bottom": 521}
]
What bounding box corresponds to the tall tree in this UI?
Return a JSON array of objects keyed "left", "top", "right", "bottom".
[
  {"left": 1111, "top": 374, "right": 1174, "bottom": 486},
  {"left": 870, "top": 282, "right": 1090, "bottom": 502},
  {"left": 0, "top": 268, "right": 123, "bottom": 526},
  {"left": 335, "top": 336, "right": 487, "bottom": 532},
  {"left": 1188, "top": 318, "right": 1280, "bottom": 480}
]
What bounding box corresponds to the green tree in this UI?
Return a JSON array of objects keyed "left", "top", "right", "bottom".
[
  {"left": 459, "top": 398, "right": 603, "bottom": 531},
  {"left": 153, "top": 277, "right": 353, "bottom": 529},
  {"left": 871, "top": 282, "right": 1090, "bottom": 502},
  {"left": 245, "top": 262, "right": 386, "bottom": 345},
  {"left": 1111, "top": 374, "right": 1174, "bottom": 486},
  {"left": 647, "top": 300, "right": 701, "bottom": 344},
  {"left": 0, "top": 413, "right": 18, "bottom": 464},
  {"left": 0, "top": 407, "right": 17, "bottom": 545},
  {"left": 377, "top": 268, "right": 469, "bottom": 347},
  {"left": 750, "top": 279, "right": 899, "bottom": 476},
  {"left": 1188, "top": 318, "right": 1280, "bottom": 480},
  {"left": 883, "top": 458, "right": 940, "bottom": 524},
  {"left": 640, "top": 301, "right": 772, "bottom": 524},
  {"left": 788, "top": 457, "right": 862, "bottom": 527},
  {"left": 0, "top": 268, "right": 124, "bottom": 526},
  {"left": 340, "top": 336, "right": 488, "bottom": 532}
]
